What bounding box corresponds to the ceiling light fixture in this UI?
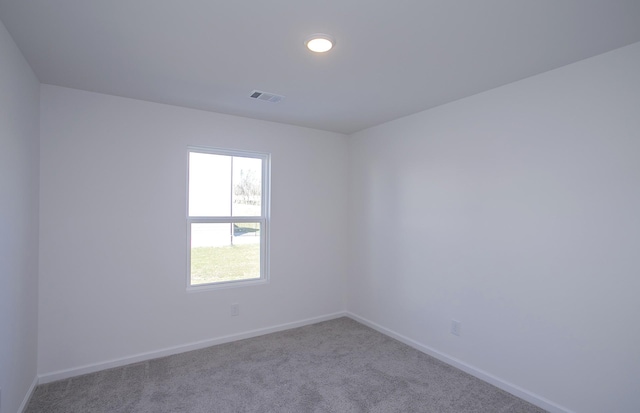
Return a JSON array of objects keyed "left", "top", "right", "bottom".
[{"left": 305, "top": 33, "right": 335, "bottom": 53}]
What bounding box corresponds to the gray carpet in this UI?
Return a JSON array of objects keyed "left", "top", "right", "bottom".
[{"left": 25, "top": 317, "right": 547, "bottom": 412}]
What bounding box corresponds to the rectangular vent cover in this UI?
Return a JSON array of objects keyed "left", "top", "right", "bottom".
[{"left": 249, "top": 90, "right": 284, "bottom": 103}]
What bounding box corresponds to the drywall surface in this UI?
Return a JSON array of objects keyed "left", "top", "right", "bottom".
[
  {"left": 348, "top": 42, "right": 640, "bottom": 413},
  {"left": 0, "top": 19, "right": 40, "bottom": 413},
  {"left": 38, "top": 85, "right": 348, "bottom": 376}
]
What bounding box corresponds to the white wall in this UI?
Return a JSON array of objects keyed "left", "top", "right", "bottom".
[
  {"left": 0, "top": 19, "right": 40, "bottom": 413},
  {"left": 38, "top": 85, "right": 348, "bottom": 377},
  {"left": 348, "top": 42, "right": 640, "bottom": 413}
]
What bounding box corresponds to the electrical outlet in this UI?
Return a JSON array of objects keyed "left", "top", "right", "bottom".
[
  {"left": 230, "top": 303, "right": 240, "bottom": 317},
  {"left": 451, "top": 320, "right": 461, "bottom": 336}
]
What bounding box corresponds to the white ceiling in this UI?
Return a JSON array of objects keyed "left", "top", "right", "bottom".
[{"left": 1, "top": 1, "right": 640, "bottom": 134}]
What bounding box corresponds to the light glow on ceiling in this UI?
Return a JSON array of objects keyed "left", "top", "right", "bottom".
[{"left": 305, "top": 34, "right": 335, "bottom": 53}]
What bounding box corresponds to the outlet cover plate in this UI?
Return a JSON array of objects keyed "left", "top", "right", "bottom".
[{"left": 451, "top": 320, "right": 461, "bottom": 336}]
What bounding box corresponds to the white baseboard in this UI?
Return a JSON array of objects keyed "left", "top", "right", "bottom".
[
  {"left": 346, "top": 312, "right": 574, "bottom": 413},
  {"left": 37, "top": 311, "right": 570, "bottom": 412},
  {"left": 38, "top": 311, "right": 347, "bottom": 384},
  {"left": 18, "top": 376, "right": 38, "bottom": 413}
]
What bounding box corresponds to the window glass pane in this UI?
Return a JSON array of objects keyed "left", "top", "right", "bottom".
[
  {"left": 189, "top": 152, "right": 231, "bottom": 216},
  {"left": 232, "top": 156, "right": 262, "bottom": 217},
  {"left": 190, "top": 222, "right": 261, "bottom": 285}
]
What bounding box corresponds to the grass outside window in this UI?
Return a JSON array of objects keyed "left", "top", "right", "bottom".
[{"left": 190, "top": 243, "right": 260, "bottom": 285}]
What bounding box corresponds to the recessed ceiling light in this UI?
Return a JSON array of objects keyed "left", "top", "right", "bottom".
[{"left": 305, "top": 33, "right": 335, "bottom": 53}]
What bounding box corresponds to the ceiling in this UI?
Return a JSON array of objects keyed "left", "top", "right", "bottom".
[{"left": 1, "top": 1, "right": 640, "bottom": 134}]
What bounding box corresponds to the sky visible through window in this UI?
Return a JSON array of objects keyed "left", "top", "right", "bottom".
[{"left": 189, "top": 153, "right": 262, "bottom": 218}]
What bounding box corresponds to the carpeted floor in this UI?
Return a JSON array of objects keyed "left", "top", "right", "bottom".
[{"left": 25, "top": 317, "right": 547, "bottom": 412}]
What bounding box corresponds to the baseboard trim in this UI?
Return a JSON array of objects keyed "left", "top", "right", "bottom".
[
  {"left": 18, "top": 376, "right": 38, "bottom": 413},
  {"left": 37, "top": 311, "right": 570, "bottom": 412},
  {"left": 38, "top": 311, "right": 347, "bottom": 384},
  {"left": 346, "top": 312, "right": 574, "bottom": 413}
]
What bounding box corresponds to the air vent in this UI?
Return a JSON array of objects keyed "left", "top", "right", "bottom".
[{"left": 249, "top": 90, "right": 284, "bottom": 103}]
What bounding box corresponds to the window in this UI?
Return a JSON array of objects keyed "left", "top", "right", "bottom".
[{"left": 187, "top": 147, "right": 270, "bottom": 289}]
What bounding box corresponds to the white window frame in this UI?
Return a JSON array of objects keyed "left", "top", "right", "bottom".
[{"left": 186, "top": 146, "right": 270, "bottom": 291}]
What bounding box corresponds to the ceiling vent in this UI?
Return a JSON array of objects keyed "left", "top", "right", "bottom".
[{"left": 249, "top": 90, "right": 284, "bottom": 103}]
